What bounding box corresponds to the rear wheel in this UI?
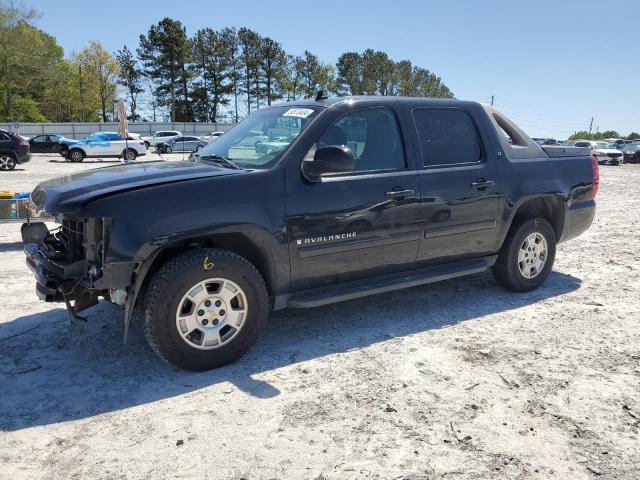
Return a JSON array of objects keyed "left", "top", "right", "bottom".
[
  {"left": 143, "top": 248, "right": 269, "bottom": 371},
  {"left": 195, "top": 145, "right": 203, "bottom": 152},
  {"left": 493, "top": 217, "right": 556, "bottom": 292},
  {"left": 124, "top": 148, "right": 137, "bottom": 161},
  {"left": 69, "top": 149, "right": 85, "bottom": 163},
  {"left": 0, "top": 154, "right": 16, "bottom": 171}
]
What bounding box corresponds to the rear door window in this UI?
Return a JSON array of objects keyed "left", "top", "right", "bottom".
[{"left": 412, "top": 108, "right": 482, "bottom": 167}]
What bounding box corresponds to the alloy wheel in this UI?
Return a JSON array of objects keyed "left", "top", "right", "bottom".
[
  {"left": 0, "top": 155, "right": 16, "bottom": 170},
  {"left": 175, "top": 278, "right": 248, "bottom": 350},
  {"left": 517, "top": 232, "right": 548, "bottom": 279}
]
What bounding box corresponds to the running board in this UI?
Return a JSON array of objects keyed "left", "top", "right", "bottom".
[{"left": 275, "top": 255, "right": 497, "bottom": 310}]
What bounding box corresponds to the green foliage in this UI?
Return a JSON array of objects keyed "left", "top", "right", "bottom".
[
  {"left": 10, "top": 96, "right": 46, "bottom": 121},
  {"left": 0, "top": 3, "right": 67, "bottom": 121},
  {"left": 115, "top": 46, "right": 143, "bottom": 121},
  {"left": 138, "top": 18, "right": 193, "bottom": 121},
  {"left": 73, "top": 41, "right": 119, "bottom": 122},
  {"left": 568, "top": 130, "right": 637, "bottom": 141},
  {"left": 336, "top": 50, "right": 453, "bottom": 98}
]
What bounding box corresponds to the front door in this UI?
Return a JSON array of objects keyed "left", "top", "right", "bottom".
[
  {"left": 410, "top": 107, "right": 500, "bottom": 264},
  {"left": 287, "top": 106, "right": 421, "bottom": 291}
]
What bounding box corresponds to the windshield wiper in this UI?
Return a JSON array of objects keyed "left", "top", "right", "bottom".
[{"left": 195, "top": 154, "right": 241, "bottom": 170}]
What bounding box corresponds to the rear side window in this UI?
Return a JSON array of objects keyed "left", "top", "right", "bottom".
[
  {"left": 317, "top": 107, "right": 405, "bottom": 172},
  {"left": 0, "top": 132, "right": 11, "bottom": 141},
  {"left": 413, "top": 108, "right": 482, "bottom": 167}
]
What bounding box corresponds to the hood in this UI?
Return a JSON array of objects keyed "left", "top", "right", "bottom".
[{"left": 32, "top": 160, "right": 243, "bottom": 214}]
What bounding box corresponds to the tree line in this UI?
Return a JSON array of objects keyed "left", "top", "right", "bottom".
[
  {"left": 568, "top": 131, "right": 640, "bottom": 141},
  {"left": 0, "top": 4, "right": 454, "bottom": 123}
]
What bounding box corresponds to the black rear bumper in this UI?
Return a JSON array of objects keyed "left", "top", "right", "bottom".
[{"left": 559, "top": 200, "right": 596, "bottom": 243}]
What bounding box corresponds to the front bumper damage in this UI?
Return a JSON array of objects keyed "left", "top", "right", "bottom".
[{"left": 24, "top": 217, "right": 136, "bottom": 320}]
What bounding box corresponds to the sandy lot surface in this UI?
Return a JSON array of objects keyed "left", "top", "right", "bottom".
[{"left": 0, "top": 155, "right": 638, "bottom": 480}]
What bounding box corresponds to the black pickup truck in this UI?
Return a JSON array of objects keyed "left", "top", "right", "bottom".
[{"left": 24, "top": 97, "right": 598, "bottom": 370}]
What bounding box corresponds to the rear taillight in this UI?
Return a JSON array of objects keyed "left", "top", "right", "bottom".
[
  {"left": 19, "top": 140, "right": 29, "bottom": 147},
  {"left": 591, "top": 154, "right": 599, "bottom": 198},
  {"left": 139, "top": 140, "right": 144, "bottom": 145}
]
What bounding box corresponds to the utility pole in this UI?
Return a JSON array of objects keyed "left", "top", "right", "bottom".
[
  {"left": 589, "top": 117, "right": 594, "bottom": 134},
  {"left": 490, "top": 95, "right": 494, "bottom": 106}
]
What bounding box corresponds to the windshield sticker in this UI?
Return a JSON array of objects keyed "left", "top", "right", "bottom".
[{"left": 283, "top": 108, "right": 314, "bottom": 118}]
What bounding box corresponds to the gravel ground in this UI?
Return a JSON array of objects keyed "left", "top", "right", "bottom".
[{"left": 0, "top": 155, "right": 639, "bottom": 480}]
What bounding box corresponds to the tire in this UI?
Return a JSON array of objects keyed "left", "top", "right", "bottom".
[
  {"left": 144, "top": 141, "right": 150, "bottom": 149},
  {"left": 124, "top": 148, "right": 137, "bottom": 161},
  {"left": 492, "top": 217, "right": 556, "bottom": 292},
  {"left": 195, "top": 145, "right": 203, "bottom": 152},
  {"left": 142, "top": 248, "right": 269, "bottom": 371},
  {"left": 164, "top": 145, "right": 173, "bottom": 154},
  {"left": 0, "top": 153, "right": 16, "bottom": 171},
  {"left": 69, "top": 149, "right": 85, "bottom": 163}
]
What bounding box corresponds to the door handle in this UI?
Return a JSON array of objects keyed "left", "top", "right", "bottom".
[
  {"left": 470, "top": 179, "right": 495, "bottom": 190},
  {"left": 385, "top": 188, "right": 415, "bottom": 199}
]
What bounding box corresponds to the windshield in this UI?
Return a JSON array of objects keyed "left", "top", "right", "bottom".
[
  {"left": 196, "top": 106, "right": 319, "bottom": 169},
  {"left": 624, "top": 144, "right": 640, "bottom": 152},
  {"left": 594, "top": 142, "right": 610, "bottom": 149}
]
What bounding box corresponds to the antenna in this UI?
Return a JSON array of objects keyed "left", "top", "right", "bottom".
[{"left": 315, "top": 90, "right": 328, "bottom": 101}]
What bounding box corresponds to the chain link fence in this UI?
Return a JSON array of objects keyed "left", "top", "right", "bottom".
[{"left": 0, "top": 122, "right": 235, "bottom": 138}]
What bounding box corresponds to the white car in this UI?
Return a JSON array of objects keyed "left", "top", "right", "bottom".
[
  {"left": 202, "top": 131, "right": 226, "bottom": 143},
  {"left": 65, "top": 132, "right": 146, "bottom": 162},
  {"left": 140, "top": 131, "right": 182, "bottom": 149},
  {"left": 573, "top": 140, "right": 623, "bottom": 165}
]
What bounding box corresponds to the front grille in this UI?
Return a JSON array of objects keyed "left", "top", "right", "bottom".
[{"left": 607, "top": 153, "right": 622, "bottom": 158}]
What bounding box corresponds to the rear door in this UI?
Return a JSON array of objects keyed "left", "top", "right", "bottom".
[
  {"left": 286, "top": 106, "right": 422, "bottom": 291},
  {"left": 183, "top": 136, "right": 198, "bottom": 151},
  {"left": 411, "top": 107, "right": 500, "bottom": 264}
]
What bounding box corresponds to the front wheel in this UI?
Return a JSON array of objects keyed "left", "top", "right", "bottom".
[
  {"left": 144, "top": 141, "right": 150, "bottom": 149},
  {"left": 164, "top": 145, "right": 172, "bottom": 154},
  {"left": 493, "top": 217, "right": 556, "bottom": 292},
  {"left": 68, "top": 149, "right": 85, "bottom": 162},
  {"left": 142, "top": 249, "right": 269, "bottom": 371}
]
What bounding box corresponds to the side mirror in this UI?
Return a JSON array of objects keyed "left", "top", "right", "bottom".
[{"left": 302, "top": 145, "right": 355, "bottom": 182}]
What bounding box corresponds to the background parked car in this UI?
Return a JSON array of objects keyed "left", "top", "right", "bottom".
[
  {"left": 0, "top": 129, "right": 31, "bottom": 171},
  {"left": 156, "top": 136, "right": 207, "bottom": 153},
  {"left": 621, "top": 143, "right": 640, "bottom": 164},
  {"left": 65, "top": 132, "right": 146, "bottom": 162},
  {"left": 140, "top": 130, "right": 182, "bottom": 149},
  {"left": 574, "top": 140, "right": 623, "bottom": 165},
  {"left": 28, "top": 134, "right": 65, "bottom": 153},
  {"left": 203, "top": 131, "right": 225, "bottom": 143}
]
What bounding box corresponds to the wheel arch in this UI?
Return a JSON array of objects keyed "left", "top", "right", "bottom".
[
  {"left": 68, "top": 146, "right": 86, "bottom": 156},
  {"left": 127, "top": 228, "right": 277, "bottom": 318},
  {"left": 508, "top": 195, "right": 565, "bottom": 241}
]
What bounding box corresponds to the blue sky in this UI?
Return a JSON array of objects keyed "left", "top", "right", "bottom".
[{"left": 33, "top": 0, "right": 639, "bottom": 139}]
